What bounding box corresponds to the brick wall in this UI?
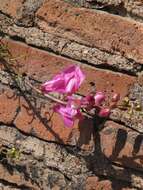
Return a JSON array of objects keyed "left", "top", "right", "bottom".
[{"left": 0, "top": 0, "right": 143, "bottom": 189}]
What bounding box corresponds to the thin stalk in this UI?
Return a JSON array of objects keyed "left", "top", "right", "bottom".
[{"left": 24, "top": 79, "right": 67, "bottom": 105}]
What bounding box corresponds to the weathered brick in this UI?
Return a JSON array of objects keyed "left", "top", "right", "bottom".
[
  {"left": 13, "top": 96, "right": 94, "bottom": 147},
  {"left": 0, "top": 125, "right": 143, "bottom": 189},
  {"left": 0, "top": 1, "right": 143, "bottom": 188},
  {"left": 79, "top": 0, "right": 143, "bottom": 23},
  {"left": 0, "top": 13, "right": 141, "bottom": 73},
  {"left": 85, "top": 176, "right": 133, "bottom": 190},
  {"left": 110, "top": 81, "right": 143, "bottom": 133},
  {"left": 0, "top": 164, "right": 39, "bottom": 190},
  {"left": 3, "top": 39, "right": 136, "bottom": 99},
  {"left": 36, "top": 0, "right": 143, "bottom": 64},
  {"left": 68, "top": 0, "right": 143, "bottom": 24},
  {"left": 0, "top": 76, "right": 94, "bottom": 148},
  {"left": 100, "top": 121, "right": 143, "bottom": 171},
  {"left": 0, "top": 39, "right": 137, "bottom": 150},
  {"left": 0, "top": 0, "right": 45, "bottom": 26},
  {"left": 0, "top": 0, "right": 24, "bottom": 19},
  {"left": 0, "top": 84, "right": 19, "bottom": 124}
]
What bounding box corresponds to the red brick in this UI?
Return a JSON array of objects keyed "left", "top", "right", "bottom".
[
  {"left": 0, "top": 84, "right": 94, "bottom": 148},
  {"left": 86, "top": 176, "right": 99, "bottom": 190},
  {"left": 13, "top": 96, "right": 95, "bottom": 148},
  {"left": 0, "top": 164, "right": 39, "bottom": 190},
  {"left": 13, "top": 96, "right": 78, "bottom": 143},
  {"left": 36, "top": 0, "right": 143, "bottom": 64},
  {"left": 0, "top": 85, "right": 19, "bottom": 124},
  {"left": 0, "top": 39, "right": 137, "bottom": 149},
  {"left": 100, "top": 121, "right": 143, "bottom": 171},
  {"left": 3, "top": 39, "right": 136, "bottom": 100},
  {"left": 0, "top": 0, "right": 24, "bottom": 19},
  {"left": 85, "top": 176, "right": 132, "bottom": 190},
  {"left": 77, "top": 0, "right": 143, "bottom": 24}
]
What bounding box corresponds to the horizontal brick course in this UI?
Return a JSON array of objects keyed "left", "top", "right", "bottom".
[
  {"left": 0, "top": 1, "right": 143, "bottom": 189},
  {"left": 0, "top": 13, "right": 142, "bottom": 73},
  {"left": 0, "top": 39, "right": 142, "bottom": 172},
  {"left": 3, "top": 39, "right": 136, "bottom": 99},
  {"left": 36, "top": 0, "right": 143, "bottom": 64},
  {"left": 68, "top": 0, "right": 143, "bottom": 24}
]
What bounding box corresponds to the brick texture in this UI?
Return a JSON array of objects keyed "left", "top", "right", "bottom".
[
  {"left": 0, "top": 39, "right": 136, "bottom": 145},
  {"left": 0, "top": 1, "right": 143, "bottom": 189},
  {"left": 0, "top": 164, "right": 39, "bottom": 190},
  {"left": 36, "top": 0, "right": 143, "bottom": 64},
  {"left": 100, "top": 121, "right": 143, "bottom": 171},
  {"left": 0, "top": 0, "right": 45, "bottom": 26},
  {"left": 68, "top": 0, "right": 143, "bottom": 24},
  {"left": 3, "top": 39, "right": 136, "bottom": 98},
  {"left": 0, "top": 39, "right": 142, "bottom": 172},
  {"left": 0, "top": 0, "right": 24, "bottom": 19},
  {"left": 85, "top": 176, "right": 133, "bottom": 190},
  {"left": 0, "top": 85, "right": 19, "bottom": 124}
]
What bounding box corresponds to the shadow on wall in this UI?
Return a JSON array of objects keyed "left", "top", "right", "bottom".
[{"left": 1, "top": 57, "right": 143, "bottom": 190}]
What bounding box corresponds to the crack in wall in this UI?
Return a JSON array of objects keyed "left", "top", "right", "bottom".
[{"left": 0, "top": 179, "right": 32, "bottom": 190}]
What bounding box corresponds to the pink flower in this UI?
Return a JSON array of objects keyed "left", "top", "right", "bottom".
[
  {"left": 94, "top": 92, "right": 105, "bottom": 106},
  {"left": 67, "top": 95, "right": 82, "bottom": 109},
  {"left": 98, "top": 108, "right": 110, "bottom": 117},
  {"left": 54, "top": 103, "right": 83, "bottom": 127},
  {"left": 41, "top": 65, "right": 85, "bottom": 94},
  {"left": 81, "top": 94, "right": 95, "bottom": 110}
]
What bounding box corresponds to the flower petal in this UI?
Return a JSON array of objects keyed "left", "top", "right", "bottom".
[
  {"left": 53, "top": 104, "right": 77, "bottom": 127},
  {"left": 98, "top": 108, "right": 110, "bottom": 117},
  {"left": 94, "top": 92, "right": 105, "bottom": 106},
  {"left": 63, "top": 116, "right": 74, "bottom": 128},
  {"left": 41, "top": 78, "right": 65, "bottom": 93},
  {"left": 42, "top": 65, "right": 85, "bottom": 94}
]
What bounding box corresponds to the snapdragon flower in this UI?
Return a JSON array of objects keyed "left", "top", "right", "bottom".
[
  {"left": 41, "top": 65, "right": 119, "bottom": 127},
  {"left": 42, "top": 65, "right": 85, "bottom": 94}
]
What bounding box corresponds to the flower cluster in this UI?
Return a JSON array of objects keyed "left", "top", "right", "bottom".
[{"left": 41, "top": 65, "right": 120, "bottom": 127}]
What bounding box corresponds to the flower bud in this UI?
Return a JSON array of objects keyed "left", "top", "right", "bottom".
[
  {"left": 98, "top": 108, "right": 110, "bottom": 117},
  {"left": 94, "top": 92, "right": 105, "bottom": 106},
  {"left": 85, "top": 94, "right": 95, "bottom": 104}
]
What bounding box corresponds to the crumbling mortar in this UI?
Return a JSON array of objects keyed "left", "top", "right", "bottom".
[{"left": 0, "top": 13, "right": 142, "bottom": 75}]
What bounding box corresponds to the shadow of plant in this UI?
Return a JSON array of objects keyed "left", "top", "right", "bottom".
[
  {"left": 79, "top": 117, "right": 143, "bottom": 190},
  {"left": 0, "top": 42, "right": 143, "bottom": 189},
  {"left": 0, "top": 57, "right": 65, "bottom": 144}
]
